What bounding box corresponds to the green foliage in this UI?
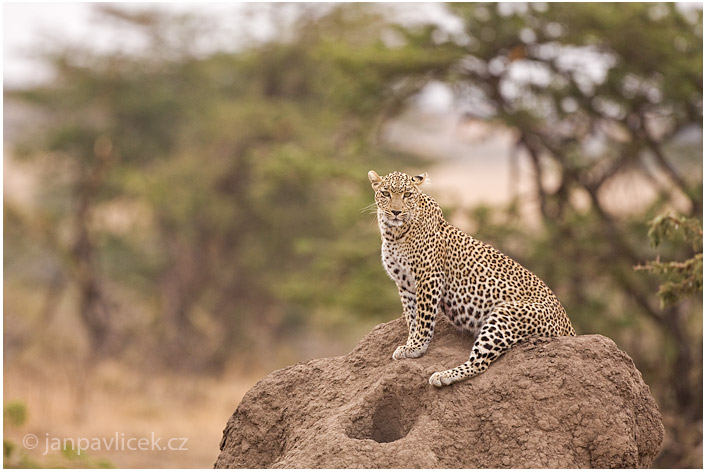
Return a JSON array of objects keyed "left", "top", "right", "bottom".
[
  {"left": 636, "top": 213, "right": 703, "bottom": 307},
  {"left": 646, "top": 213, "right": 703, "bottom": 251},
  {"left": 3, "top": 402, "right": 113, "bottom": 469},
  {"left": 3, "top": 439, "right": 114, "bottom": 469},
  {"left": 5, "top": 4, "right": 432, "bottom": 370},
  {"left": 422, "top": 3, "right": 702, "bottom": 467},
  {"left": 647, "top": 254, "right": 703, "bottom": 307},
  {"left": 58, "top": 445, "right": 114, "bottom": 468},
  {"left": 3, "top": 402, "right": 33, "bottom": 469},
  {"left": 3, "top": 441, "right": 41, "bottom": 469},
  {"left": 3, "top": 402, "right": 28, "bottom": 428}
]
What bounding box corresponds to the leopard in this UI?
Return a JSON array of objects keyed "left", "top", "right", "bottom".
[{"left": 368, "top": 170, "right": 576, "bottom": 387}]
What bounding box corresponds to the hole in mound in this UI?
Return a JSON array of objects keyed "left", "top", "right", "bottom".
[
  {"left": 347, "top": 391, "right": 415, "bottom": 443},
  {"left": 370, "top": 396, "right": 407, "bottom": 443}
]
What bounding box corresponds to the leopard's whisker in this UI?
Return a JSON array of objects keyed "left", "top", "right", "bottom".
[{"left": 361, "top": 203, "right": 378, "bottom": 214}]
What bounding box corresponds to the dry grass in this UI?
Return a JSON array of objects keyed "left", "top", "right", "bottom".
[{"left": 4, "top": 361, "right": 261, "bottom": 468}]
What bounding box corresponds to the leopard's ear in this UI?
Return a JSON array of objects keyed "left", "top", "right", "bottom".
[
  {"left": 412, "top": 172, "right": 428, "bottom": 187},
  {"left": 368, "top": 170, "right": 383, "bottom": 189}
]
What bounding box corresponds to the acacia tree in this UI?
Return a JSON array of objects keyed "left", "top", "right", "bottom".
[
  {"left": 5, "top": 4, "right": 455, "bottom": 368},
  {"left": 392, "top": 3, "right": 701, "bottom": 467}
]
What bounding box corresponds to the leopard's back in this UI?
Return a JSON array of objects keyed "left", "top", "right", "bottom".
[{"left": 437, "top": 221, "right": 575, "bottom": 337}]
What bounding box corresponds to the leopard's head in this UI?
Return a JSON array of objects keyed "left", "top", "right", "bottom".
[{"left": 368, "top": 170, "right": 427, "bottom": 228}]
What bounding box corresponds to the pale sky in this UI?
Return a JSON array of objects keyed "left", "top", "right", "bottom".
[
  {"left": 3, "top": 2, "right": 268, "bottom": 88},
  {"left": 2, "top": 2, "right": 459, "bottom": 89}
]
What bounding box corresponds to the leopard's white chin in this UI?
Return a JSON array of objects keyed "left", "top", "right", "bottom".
[{"left": 384, "top": 218, "right": 405, "bottom": 227}]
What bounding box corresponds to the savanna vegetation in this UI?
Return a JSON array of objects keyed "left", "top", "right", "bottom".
[{"left": 4, "top": 3, "right": 701, "bottom": 467}]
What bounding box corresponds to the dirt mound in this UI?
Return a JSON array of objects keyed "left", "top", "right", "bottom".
[{"left": 215, "top": 316, "right": 663, "bottom": 468}]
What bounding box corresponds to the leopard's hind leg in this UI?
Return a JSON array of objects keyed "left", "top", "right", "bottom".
[{"left": 429, "top": 306, "right": 522, "bottom": 387}]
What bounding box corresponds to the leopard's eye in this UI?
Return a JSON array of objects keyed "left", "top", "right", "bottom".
[
  {"left": 403, "top": 192, "right": 412, "bottom": 198},
  {"left": 381, "top": 191, "right": 391, "bottom": 197}
]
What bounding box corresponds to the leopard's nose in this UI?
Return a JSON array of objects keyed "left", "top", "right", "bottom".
[{"left": 391, "top": 210, "right": 401, "bottom": 216}]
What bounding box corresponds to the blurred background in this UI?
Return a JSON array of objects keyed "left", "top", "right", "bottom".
[{"left": 3, "top": 2, "right": 702, "bottom": 468}]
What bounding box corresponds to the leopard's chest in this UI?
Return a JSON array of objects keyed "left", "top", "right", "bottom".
[{"left": 381, "top": 238, "right": 416, "bottom": 294}]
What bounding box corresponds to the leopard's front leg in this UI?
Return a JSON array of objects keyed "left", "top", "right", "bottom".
[
  {"left": 396, "top": 281, "right": 416, "bottom": 329},
  {"left": 392, "top": 274, "right": 442, "bottom": 360}
]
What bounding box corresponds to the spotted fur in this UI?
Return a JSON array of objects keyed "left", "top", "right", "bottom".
[{"left": 368, "top": 170, "right": 576, "bottom": 387}]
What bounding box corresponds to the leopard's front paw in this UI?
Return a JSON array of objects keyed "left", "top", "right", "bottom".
[
  {"left": 429, "top": 370, "right": 456, "bottom": 387},
  {"left": 392, "top": 345, "right": 424, "bottom": 360},
  {"left": 392, "top": 345, "right": 408, "bottom": 360}
]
